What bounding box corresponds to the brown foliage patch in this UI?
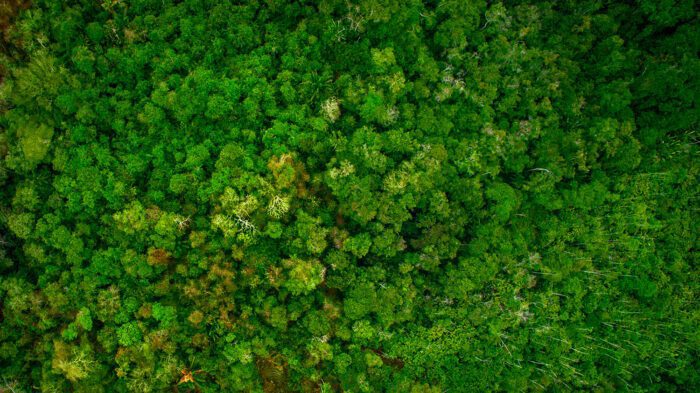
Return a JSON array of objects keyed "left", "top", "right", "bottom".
[
  {"left": 256, "top": 355, "right": 288, "bottom": 393},
  {"left": 0, "top": 0, "right": 31, "bottom": 84},
  {"left": 0, "top": 0, "right": 30, "bottom": 42},
  {"left": 267, "top": 154, "right": 310, "bottom": 196},
  {"left": 147, "top": 248, "right": 171, "bottom": 266}
]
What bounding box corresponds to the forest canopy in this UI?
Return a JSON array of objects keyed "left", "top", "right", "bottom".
[{"left": 0, "top": 0, "right": 698, "bottom": 392}]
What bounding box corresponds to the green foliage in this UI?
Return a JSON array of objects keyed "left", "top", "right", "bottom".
[
  {"left": 283, "top": 258, "right": 326, "bottom": 296},
  {"left": 0, "top": 0, "right": 697, "bottom": 392},
  {"left": 151, "top": 303, "right": 176, "bottom": 328},
  {"left": 117, "top": 322, "right": 142, "bottom": 347},
  {"left": 16, "top": 122, "right": 53, "bottom": 166},
  {"left": 76, "top": 307, "right": 93, "bottom": 331}
]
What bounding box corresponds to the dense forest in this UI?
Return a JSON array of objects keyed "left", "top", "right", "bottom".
[{"left": 0, "top": 0, "right": 698, "bottom": 392}]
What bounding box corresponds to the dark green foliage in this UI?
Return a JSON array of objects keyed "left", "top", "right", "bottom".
[{"left": 0, "top": 0, "right": 698, "bottom": 392}]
